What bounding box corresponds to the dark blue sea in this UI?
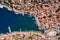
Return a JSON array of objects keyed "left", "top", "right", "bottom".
[{"left": 0, "top": 7, "right": 40, "bottom": 34}]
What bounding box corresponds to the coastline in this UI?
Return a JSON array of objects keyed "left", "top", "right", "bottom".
[
  {"left": 0, "top": 30, "right": 59, "bottom": 40},
  {"left": 0, "top": 4, "right": 22, "bottom": 14},
  {"left": 0, "top": 3, "right": 41, "bottom": 29},
  {"left": 0, "top": 4, "right": 35, "bottom": 16},
  {"left": 0, "top": 7, "right": 40, "bottom": 34}
]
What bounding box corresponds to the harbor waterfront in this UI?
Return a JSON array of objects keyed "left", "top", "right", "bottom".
[
  {"left": 0, "top": 0, "right": 60, "bottom": 40},
  {"left": 0, "top": 7, "right": 40, "bottom": 34}
]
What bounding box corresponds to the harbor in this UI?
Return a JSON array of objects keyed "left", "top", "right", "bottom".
[
  {"left": 0, "top": 0, "right": 60, "bottom": 30},
  {"left": 0, "top": 0, "right": 60, "bottom": 40},
  {"left": 0, "top": 7, "right": 39, "bottom": 33}
]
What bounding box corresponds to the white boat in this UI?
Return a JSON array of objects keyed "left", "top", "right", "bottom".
[{"left": 8, "top": 26, "right": 11, "bottom": 33}]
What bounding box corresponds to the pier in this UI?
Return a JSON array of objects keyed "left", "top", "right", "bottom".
[{"left": 34, "top": 15, "right": 41, "bottom": 27}]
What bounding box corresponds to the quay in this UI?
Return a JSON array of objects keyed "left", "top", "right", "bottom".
[{"left": 34, "top": 15, "right": 41, "bottom": 27}]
